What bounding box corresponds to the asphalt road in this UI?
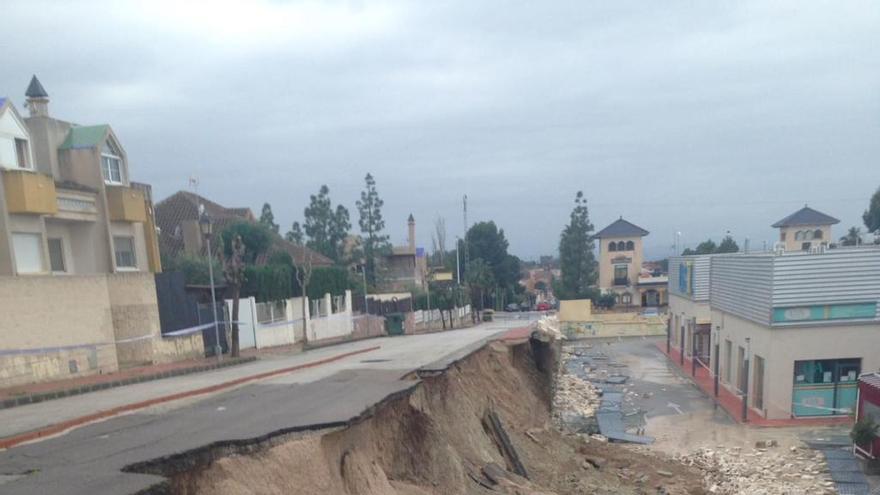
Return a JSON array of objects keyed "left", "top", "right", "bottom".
[{"left": 0, "top": 318, "right": 531, "bottom": 495}]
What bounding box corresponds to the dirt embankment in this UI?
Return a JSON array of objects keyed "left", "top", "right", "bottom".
[{"left": 147, "top": 339, "right": 705, "bottom": 495}]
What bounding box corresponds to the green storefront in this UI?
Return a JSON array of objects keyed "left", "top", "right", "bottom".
[{"left": 792, "top": 358, "right": 861, "bottom": 416}]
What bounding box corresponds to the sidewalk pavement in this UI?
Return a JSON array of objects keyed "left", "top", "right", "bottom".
[
  {"left": 0, "top": 355, "right": 258, "bottom": 409},
  {"left": 0, "top": 339, "right": 383, "bottom": 448},
  {"left": 655, "top": 342, "right": 851, "bottom": 428}
]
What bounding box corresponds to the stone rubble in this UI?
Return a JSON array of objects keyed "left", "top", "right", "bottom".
[
  {"left": 673, "top": 445, "right": 836, "bottom": 495},
  {"left": 553, "top": 349, "right": 601, "bottom": 424},
  {"left": 555, "top": 345, "right": 839, "bottom": 495}
]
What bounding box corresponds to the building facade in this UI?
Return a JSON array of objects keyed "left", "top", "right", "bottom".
[
  {"left": 772, "top": 205, "right": 839, "bottom": 252},
  {"left": 710, "top": 247, "right": 880, "bottom": 420},
  {"left": 382, "top": 214, "right": 427, "bottom": 291},
  {"left": 596, "top": 217, "right": 663, "bottom": 307},
  {"left": 0, "top": 76, "right": 161, "bottom": 276},
  {"left": 667, "top": 254, "right": 712, "bottom": 360}
]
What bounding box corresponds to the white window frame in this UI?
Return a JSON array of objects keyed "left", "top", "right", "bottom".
[
  {"left": 113, "top": 236, "right": 138, "bottom": 270},
  {"left": 101, "top": 141, "right": 123, "bottom": 185},
  {"left": 14, "top": 138, "right": 32, "bottom": 170},
  {"left": 47, "top": 237, "right": 67, "bottom": 274},
  {"left": 12, "top": 232, "right": 45, "bottom": 274}
]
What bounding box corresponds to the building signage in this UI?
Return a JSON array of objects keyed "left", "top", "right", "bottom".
[
  {"left": 677, "top": 261, "right": 694, "bottom": 296},
  {"left": 772, "top": 302, "right": 877, "bottom": 323}
]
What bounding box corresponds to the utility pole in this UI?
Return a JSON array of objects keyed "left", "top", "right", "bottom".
[
  {"left": 361, "top": 265, "right": 369, "bottom": 314},
  {"left": 455, "top": 236, "right": 461, "bottom": 285},
  {"left": 462, "top": 195, "right": 469, "bottom": 273},
  {"left": 742, "top": 337, "right": 751, "bottom": 423}
]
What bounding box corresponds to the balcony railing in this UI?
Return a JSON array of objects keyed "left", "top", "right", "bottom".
[
  {"left": 2, "top": 169, "right": 57, "bottom": 214},
  {"left": 613, "top": 278, "right": 630, "bottom": 287},
  {"left": 55, "top": 189, "right": 98, "bottom": 221}
]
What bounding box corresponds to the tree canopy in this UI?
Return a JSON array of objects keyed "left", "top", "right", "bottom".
[
  {"left": 302, "top": 185, "right": 351, "bottom": 263},
  {"left": 840, "top": 226, "right": 863, "bottom": 246},
  {"left": 220, "top": 221, "right": 272, "bottom": 264},
  {"left": 864, "top": 186, "right": 880, "bottom": 234},
  {"left": 715, "top": 236, "right": 739, "bottom": 253},
  {"left": 557, "top": 191, "right": 597, "bottom": 300},
  {"left": 357, "top": 173, "right": 390, "bottom": 286},
  {"left": 259, "top": 203, "right": 279, "bottom": 233},
  {"left": 682, "top": 237, "right": 739, "bottom": 255},
  {"left": 466, "top": 221, "right": 521, "bottom": 290}
]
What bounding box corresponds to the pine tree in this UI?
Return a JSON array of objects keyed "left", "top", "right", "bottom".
[
  {"left": 357, "top": 173, "right": 390, "bottom": 286},
  {"left": 302, "top": 185, "right": 350, "bottom": 262},
  {"left": 864, "top": 186, "right": 880, "bottom": 234},
  {"left": 286, "top": 222, "right": 304, "bottom": 244},
  {"left": 259, "top": 203, "right": 279, "bottom": 233},
  {"left": 715, "top": 236, "right": 739, "bottom": 253},
  {"left": 558, "top": 191, "right": 597, "bottom": 300}
]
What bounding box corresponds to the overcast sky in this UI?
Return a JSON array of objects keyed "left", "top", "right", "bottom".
[{"left": 3, "top": 0, "right": 879, "bottom": 259}]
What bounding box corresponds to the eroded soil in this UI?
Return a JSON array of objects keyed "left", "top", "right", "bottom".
[{"left": 162, "top": 339, "right": 705, "bottom": 494}]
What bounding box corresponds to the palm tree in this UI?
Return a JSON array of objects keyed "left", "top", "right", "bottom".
[{"left": 839, "top": 226, "right": 863, "bottom": 246}]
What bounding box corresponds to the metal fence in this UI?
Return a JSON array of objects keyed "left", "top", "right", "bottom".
[{"left": 255, "top": 300, "right": 287, "bottom": 325}]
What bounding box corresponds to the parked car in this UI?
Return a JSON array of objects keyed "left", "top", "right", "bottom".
[
  {"left": 505, "top": 303, "right": 521, "bottom": 312},
  {"left": 536, "top": 302, "right": 552, "bottom": 311}
]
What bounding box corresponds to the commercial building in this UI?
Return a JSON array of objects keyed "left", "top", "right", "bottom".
[
  {"left": 667, "top": 254, "right": 712, "bottom": 361},
  {"left": 0, "top": 76, "right": 161, "bottom": 276},
  {"left": 710, "top": 247, "right": 880, "bottom": 420}
]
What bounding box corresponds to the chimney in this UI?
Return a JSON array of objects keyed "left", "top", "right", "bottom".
[
  {"left": 407, "top": 214, "right": 415, "bottom": 252},
  {"left": 25, "top": 75, "right": 49, "bottom": 117}
]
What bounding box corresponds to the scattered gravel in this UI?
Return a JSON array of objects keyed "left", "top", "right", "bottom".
[{"left": 674, "top": 445, "right": 836, "bottom": 495}]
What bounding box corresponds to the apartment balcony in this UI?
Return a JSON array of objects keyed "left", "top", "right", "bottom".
[
  {"left": 106, "top": 185, "right": 146, "bottom": 222},
  {"left": 2, "top": 169, "right": 57, "bottom": 215},
  {"left": 613, "top": 278, "right": 631, "bottom": 287},
  {"left": 55, "top": 188, "right": 98, "bottom": 222}
]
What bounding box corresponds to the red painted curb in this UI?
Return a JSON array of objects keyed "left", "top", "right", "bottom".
[{"left": 0, "top": 345, "right": 381, "bottom": 450}]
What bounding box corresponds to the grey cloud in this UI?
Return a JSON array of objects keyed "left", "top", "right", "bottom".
[{"left": 2, "top": 0, "right": 878, "bottom": 259}]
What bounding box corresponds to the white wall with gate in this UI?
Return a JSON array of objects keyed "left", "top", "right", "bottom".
[{"left": 226, "top": 290, "right": 354, "bottom": 349}]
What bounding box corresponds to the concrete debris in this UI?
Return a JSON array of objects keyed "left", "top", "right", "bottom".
[
  {"left": 536, "top": 315, "right": 564, "bottom": 340},
  {"left": 674, "top": 446, "right": 835, "bottom": 495},
  {"left": 553, "top": 350, "right": 601, "bottom": 425}
]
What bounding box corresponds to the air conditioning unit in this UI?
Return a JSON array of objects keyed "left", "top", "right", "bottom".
[{"left": 773, "top": 242, "right": 785, "bottom": 255}]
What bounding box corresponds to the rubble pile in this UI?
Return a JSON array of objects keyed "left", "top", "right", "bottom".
[
  {"left": 553, "top": 348, "right": 601, "bottom": 425},
  {"left": 675, "top": 445, "right": 835, "bottom": 495},
  {"left": 536, "top": 315, "right": 564, "bottom": 339}
]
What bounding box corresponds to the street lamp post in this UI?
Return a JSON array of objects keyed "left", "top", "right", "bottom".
[
  {"left": 361, "top": 265, "right": 369, "bottom": 314},
  {"left": 742, "top": 337, "right": 751, "bottom": 423},
  {"left": 455, "top": 236, "right": 461, "bottom": 285},
  {"left": 199, "top": 210, "right": 222, "bottom": 361}
]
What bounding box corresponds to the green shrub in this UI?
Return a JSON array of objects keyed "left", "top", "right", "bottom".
[{"left": 851, "top": 417, "right": 879, "bottom": 447}]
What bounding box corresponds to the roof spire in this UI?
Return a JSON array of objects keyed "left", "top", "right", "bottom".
[
  {"left": 25, "top": 75, "right": 48, "bottom": 98},
  {"left": 25, "top": 75, "right": 50, "bottom": 117}
]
